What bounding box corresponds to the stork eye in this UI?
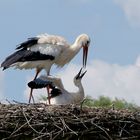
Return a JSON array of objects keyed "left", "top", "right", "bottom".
[{"left": 87, "top": 40, "right": 90, "bottom": 45}]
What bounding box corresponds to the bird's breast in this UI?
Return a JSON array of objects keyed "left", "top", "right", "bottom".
[{"left": 54, "top": 49, "right": 76, "bottom": 67}]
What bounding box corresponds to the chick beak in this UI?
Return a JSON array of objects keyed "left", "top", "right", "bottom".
[
  {"left": 83, "top": 45, "right": 88, "bottom": 68},
  {"left": 80, "top": 70, "right": 87, "bottom": 79},
  {"left": 75, "top": 68, "right": 87, "bottom": 79},
  {"left": 75, "top": 68, "right": 82, "bottom": 79}
]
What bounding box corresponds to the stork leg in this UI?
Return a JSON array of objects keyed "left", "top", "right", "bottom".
[
  {"left": 46, "top": 85, "right": 51, "bottom": 105},
  {"left": 29, "top": 88, "right": 35, "bottom": 103},
  {"left": 28, "top": 69, "right": 41, "bottom": 103}
]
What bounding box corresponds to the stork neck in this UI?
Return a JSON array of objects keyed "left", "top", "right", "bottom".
[
  {"left": 70, "top": 43, "right": 81, "bottom": 55},
  {"left": 72, "top": 34, "right": 83, "bottom": 49},
  {"left": 74, "top": 82, "right": 84, "bottom": 97}
]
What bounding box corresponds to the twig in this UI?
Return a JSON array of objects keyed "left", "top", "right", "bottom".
[
  {"left": 60, "top": 118, "right": 78, "bottom": 136},
  {"left": 52, "top": 129, "right": 63, "bottom": 140},
  {"left": 5, "top": 99, "right": 11, "bottom": 104},
  {"left": 80, "top": 98, "right": 87, "bottom": 111},
  {"left": 0, "top": 104, "right": 140, "bottom": 139},
  {"left": 91, "top": 120, "right": 113, "bottom": 140},
  {"left": 32, "top": 133, "right": 50, "bottom": 140},
  {"left": 2, "top": 133, "right": 23, "bottom": 140},
  {"left": 10, "top": 119, "right": 31, "bottom": 136},
  {"left": 22, "top": 108, "right": 44, "bottom": 135},
  {"left": 119, "top": 123, "right": 131, "bottom": 137},
  {"left": 12, "top": 100, "right": 28, "bottom": 105},
  {"left": 119, "top": 136, "right": 138, "bottom": 140},
  {"left": 70, "top": 113, "right": 88, "bottom": 129},
  {"left": 53, "top": 123, "right": 63, "bottom": 131}
]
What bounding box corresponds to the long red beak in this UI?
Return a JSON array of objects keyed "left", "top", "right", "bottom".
[{"left": 83, "top": 45, "right": 88, "bottom": 68}]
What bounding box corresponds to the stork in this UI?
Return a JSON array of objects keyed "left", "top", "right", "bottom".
[
  {"left": 1, "top": 33, "right": 90, "bottom": 103},
  {"left": 28, "top": 68, "right": 87, "bottom": 105}
]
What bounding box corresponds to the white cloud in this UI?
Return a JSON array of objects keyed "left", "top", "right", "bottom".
[
  {"left": 0, "top": 70, "right": 5, "bottom": 101},
  {"left": 24, "top": 56, "right": 140, "bottom": 106},
  {"left": 115, "top": 0, "right": 140, "bottom": 26},
  {"left": 58, "top": 57, "right": 140, "bottom": 106},
  {"left": 135, "top": 55, "right": 140, "bottom": 67}
]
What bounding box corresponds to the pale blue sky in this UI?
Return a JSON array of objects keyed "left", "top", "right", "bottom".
[{"left": 0, "top": 0, "right": 140, "bottom": 103}]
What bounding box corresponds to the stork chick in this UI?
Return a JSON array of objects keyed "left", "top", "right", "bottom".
[{"left": 28, "top": 68, "right": 87, "bottom": 105}]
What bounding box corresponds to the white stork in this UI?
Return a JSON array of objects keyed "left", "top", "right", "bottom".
[
  {"left": 28, "top": 68, "right": 87, "bottom": 105},
  {"left": 1, "top": 33, "right": 90, "bottom": 103}
]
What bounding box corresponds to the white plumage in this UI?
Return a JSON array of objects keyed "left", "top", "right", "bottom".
[
  {"left": 28, "top": 68, "right": 87, "bottom": 105},
  {"left": 1, "top": 33, "right": 90, "bottom": 103}
]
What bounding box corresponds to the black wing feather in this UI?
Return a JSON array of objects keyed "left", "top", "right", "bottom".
[
  {"left": 50, "top": 88, "right": 62, "bottom": 98},
  {"left": 16, "top": 37, "right": 39, "bottom": 50},
  {"left": 28, "top": 78, "right": 54, "bottom": 89},
  {"left": 28, "top": 77, "right": 62, "bottom": 98},
  {"left": 1, "top": 49, "right": 55, "bottom": 70}
]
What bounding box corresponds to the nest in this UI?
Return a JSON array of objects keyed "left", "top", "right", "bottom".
[{"left": 0, "top": 103, "right": 140, "bottom": 140}]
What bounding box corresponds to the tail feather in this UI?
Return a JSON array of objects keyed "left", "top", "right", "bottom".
[
  {"left": 1, "top": 50, "right": 23, "bottom": 70},
  {"left": 1, "top": 49, "right": 55, "bottom": 70}
]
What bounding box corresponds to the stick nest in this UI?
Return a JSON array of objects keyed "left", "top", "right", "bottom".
[{"left": 0, "top": 103, "right": 140, "bottom": 140}]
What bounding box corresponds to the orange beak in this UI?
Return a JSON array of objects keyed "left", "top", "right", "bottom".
[{"left": 83, "top": 45, "right": 88, "bottom": 68}]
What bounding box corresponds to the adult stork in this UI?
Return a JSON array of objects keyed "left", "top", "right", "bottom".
[
  {"left": 28, "top": 68, "right": 87, "bottom": 105},
  {"left": 1, "top": 33, "right": 90, "bottom": 103}
]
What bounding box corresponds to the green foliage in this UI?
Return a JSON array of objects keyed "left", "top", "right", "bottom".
[
  {"left": 39, "top": 94, "right": 138, "bottom": 111},
  {"left": 83, "top": 96, "right": 138, "bottom": 110},
  {"left": 93, "top": 96, "right": 112, "bottom": 107}
]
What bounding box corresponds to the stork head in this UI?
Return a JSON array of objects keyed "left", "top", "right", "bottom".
[
  {"left": 75, "top": 34, "right": 90, "bottom": 68},
  {"left": 74, "top": 68, "right": 87, "bottom": 86}
]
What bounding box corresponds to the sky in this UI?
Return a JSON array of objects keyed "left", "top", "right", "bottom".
[{"left": 0, "top": 0, "right": 140, "bottom": 105}]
